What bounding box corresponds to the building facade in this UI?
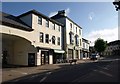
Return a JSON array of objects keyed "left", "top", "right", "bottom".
[
  {"left": 51, "top": 10, "right": 82, "bottom": 60},
  {"left": 81, "top": 38, "right": 90, "bottom": 59},
  {"left": 104, "top": 40, "right": 120, "bottom": 56},
  {"left": 1, "top": 10, "right": 64, "bottom": 66}
]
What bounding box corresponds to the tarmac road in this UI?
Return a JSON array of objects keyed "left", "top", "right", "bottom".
[{"left": 2, "top": 56, "right": 120, "bottom": 83}]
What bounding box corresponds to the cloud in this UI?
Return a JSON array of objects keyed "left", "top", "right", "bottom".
[
  {"left": 49, "top": 8, "right": 70, "bottom": 17},
  {"left": 65, "top": 8, "right": 70, "bottom": 16},
  {"left": 88, "top": 12, "right": 95, "bottom": 21},
  {"left": 85, "top": 27, "right": 118, "bottom": 46},
  {"left": 49, "top": 11, "right": 58, "bottom": 17}
]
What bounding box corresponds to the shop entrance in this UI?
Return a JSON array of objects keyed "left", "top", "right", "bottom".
[{"left": 41, "top": 51, "right": 49, "bottom": 65}]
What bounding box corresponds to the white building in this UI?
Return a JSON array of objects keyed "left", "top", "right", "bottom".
[
  {"left": 82, "top": 38, "right": 90, "bottom": 59},
  {"left": 1, "top": 10, "right": 64, "bottom": 66},
  {"left": 51, "top": 10, "right": 82, "bottom": 60}
]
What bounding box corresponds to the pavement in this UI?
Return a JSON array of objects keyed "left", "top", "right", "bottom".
[{"left": 1, "top": 58, "right": 104, "bottom": 83}]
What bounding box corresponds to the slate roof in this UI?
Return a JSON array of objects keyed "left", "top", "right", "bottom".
[
  {"left": 0, "top": 11, "right": 33, "bottom": 31},
  {"left": 17, "top": 9, "right": 64, "bottom": 26},
  {"left": 82, "top": 38, "right": 89, "bottom": 44},
  {"left": 107, "top": 40, "right": 120, "bottom": 46},
  {"left": 51, "top": 13, "right": 82, "bottom": 29}
]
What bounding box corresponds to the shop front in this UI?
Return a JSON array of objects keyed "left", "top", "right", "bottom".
[{"left": 53, "top": 49, "right": 65, "bottom": 64}]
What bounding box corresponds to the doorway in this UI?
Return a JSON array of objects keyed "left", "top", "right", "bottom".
[
  {"left": 41, "top": 51, "right": 49, "bottom": 65},
  {"left": 2, "top": 50, "right": 8, "bottom": 65},
  {"left": 28, "top": 53, "right": 35, "bottom": 66}
]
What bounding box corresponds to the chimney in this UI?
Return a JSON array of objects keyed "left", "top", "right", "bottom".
[{"left": 58, "top": 10, "right": 65, "bottom": 16}]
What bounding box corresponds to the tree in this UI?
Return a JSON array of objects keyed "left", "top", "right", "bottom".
[{"left": 94, "top": 38, "right": 107, "bottom": 56}]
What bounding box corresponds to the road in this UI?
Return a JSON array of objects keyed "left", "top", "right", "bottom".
[{"left": 3, "top": 56, "right": 120, "bottom": 83}]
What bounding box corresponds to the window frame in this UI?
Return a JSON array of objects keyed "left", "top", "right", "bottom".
[
  {"left": 76, "top": 27, "right": 77, "bottom": 33},
  {"left": 69, "top": 33, "right": 74, "bottom": 44},
  {"left": 58, "top": 26, "right": 60, "bottom": 32},
  {"left": 46, "top": 19, "right": 49, "bottom": 28},
  {"left": 52, "top": 36, "right": 56, "bottom": 45},
  {"left": 75, "top": 36, "right": 79, "bottom": 46},
  {"left": 40, "top": 32, "right": 44, "bottom": 43},
  {"left": 45, "top": 34, "right": 49, "bottom": 43},
  {"left": 57, "top": 37, "right": 60, "bottom": 45},
  {"left": 38, "top": 16, "right": 42, "bottom": 25},
  {"left": 70, "top": 23, "right": 72, "bottom": 30},
  {"left": 79, "top": 29, "right": 81, "bottom": 35}
]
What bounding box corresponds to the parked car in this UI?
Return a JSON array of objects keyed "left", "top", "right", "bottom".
[
  {"left": 96, "top": 53, "right": 100, "bottom": 59},
  {"left": 90, "top": 54, "right": 97, "bottom": 60}
]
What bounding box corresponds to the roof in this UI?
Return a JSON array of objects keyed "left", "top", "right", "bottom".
[
  {"left": 107, "top": 40, "right": 120, "bottom": 46},
  {"left": 0, "top": 11, "right": 33, "bottom": 31},
  {"left": 17, "top": 9, "right": 64, "bottom": 26},
  {"left": 51, "top": 13, "right": 82, "bottom": 29},
  {"left": 82, "top": 38, "right": 89, "bottom": 43}
]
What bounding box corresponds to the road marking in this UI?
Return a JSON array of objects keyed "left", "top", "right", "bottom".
[
  {"left": 46, "top": 71, "right": 52, "bottom": 75},
  {"left": 95, "top": 65, "right": 109, "bottom": 70},
  {"left": 40, "top": 76, "right": 47, "bottom": 82},
  {"left": 39, "top": 71, "right": 52, "bottom": 82},
  {"left": 30, "top": 75, "right": 38, "bottom": 78},
  {"left": 93, "top": 69, "right": 112, "bottom": 77}
]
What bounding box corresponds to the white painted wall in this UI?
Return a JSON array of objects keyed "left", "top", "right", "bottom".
[
  {"left": 32, "top": 14, "right": 62, "bottom": 50},
  {"left": 37, "top": 50, "right": 41, "bottom": 65}
]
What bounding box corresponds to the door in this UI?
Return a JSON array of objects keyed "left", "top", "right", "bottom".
[
  {"left": 68, "top": 49, "right": 73, "bottom": 59},
  {"left": 41, "top": 51, "right": 49, "bottom": 65},
  {"left": 28, "top": 53, "right": 35, "bottom": 66},
  {"left": 2, "top": 50, "right": 8, "bottom": 64}
]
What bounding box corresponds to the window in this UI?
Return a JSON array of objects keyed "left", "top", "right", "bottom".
[
  {"left": 70, "top": 23, "right": 72, "bottom": 30},
  {"left": 54, "top": 24, "right": 55, "bottom": 30},
  {"left": 40, "top": 32, "right": 44, "bottom": 42},
  {"left": 38, "top": 16, "right": 42, "bottom": 25},
  {"left": 52, "top": 23, "right": 55, "bottom": 30},
  {"left": 83, "top": 43, "right": 85, "bottom": 48},
  {"left": 80, "top": 39, "right": 81, "bottom": 46},
  {"left": 76, "top": 27, "right": 77, "bottom": 33},
  {"left": 75, "top": 36, "right": 79, "bottom": 46},
  {"left": 45, "top": 34, "right": 49, "bottom": 43},
  {"left": 69, "top": 33, "right": 74, "bottom": 44},
  {"left": 58, "top": 26, "right": 60, "bottom": 32},
  {"left": 58, "top": 37, "right": 60, "bottom": 45},
  {"left": 52, "top": 36, "right": 55, "bottom": 44},
  {"left": 46, "top": 19, "right": 49, "bottom": 27},
  {"left": 86, "top": 44, "right": 88, "bottom": 49},
  {"left": 79, "top": 29, "right": 81, "bottom": 35}
]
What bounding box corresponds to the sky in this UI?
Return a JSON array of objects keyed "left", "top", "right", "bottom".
[{"left": 2, "top": 2, "right": 118, "bottom": 46}]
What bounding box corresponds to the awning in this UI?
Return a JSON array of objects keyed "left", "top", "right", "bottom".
[{"left": 54, "top": 49, "right": 65, "bottom": 53}]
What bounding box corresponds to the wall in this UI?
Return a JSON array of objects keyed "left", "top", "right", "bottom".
[{"left": 32, "top": 14, "right": 62, "bottom": 50}]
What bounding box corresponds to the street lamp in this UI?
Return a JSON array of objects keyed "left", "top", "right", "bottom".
[{"left": 113, "top": 0, "right": 120, "bottom": 11}]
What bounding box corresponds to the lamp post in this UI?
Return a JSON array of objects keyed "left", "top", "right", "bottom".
[{"left": 113, "top": 0, "right": 120, "bottom": 11}]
